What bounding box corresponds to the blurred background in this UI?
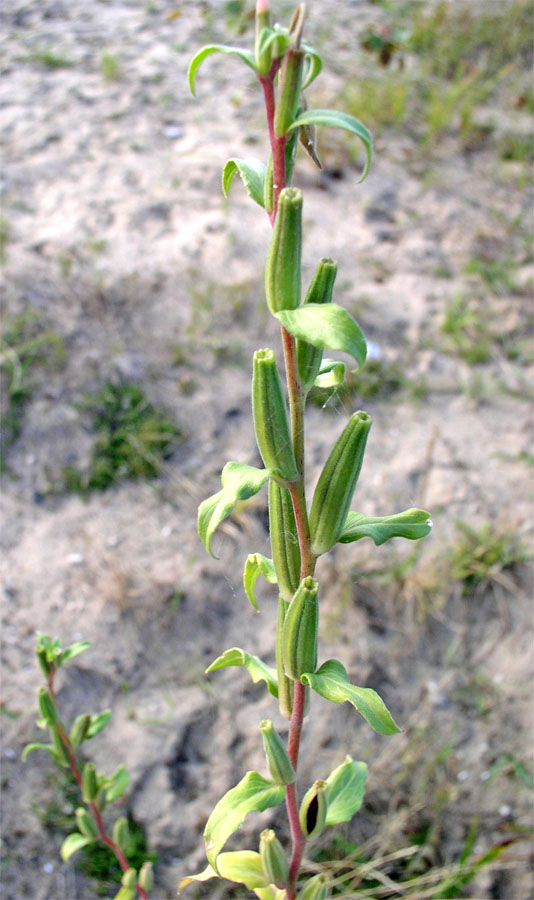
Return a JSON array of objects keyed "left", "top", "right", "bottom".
[{"left": 1, "top": 1, "right": 533, "bottom": 898}]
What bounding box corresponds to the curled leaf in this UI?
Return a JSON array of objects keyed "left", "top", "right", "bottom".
[
  {"left": 339, "top": 509, "right": 432, "bottom": 546},
  {"left": 287, "top": 108, "right": 373, "bottom": 182},
  {"left": 198, "top": 463, "right": 272, "bottom": 557},
  {"left": 223, "top": 158, "right": 267, "bottom": 208},
  {"left": 244, "top": 553, "right": 277, "bottom": 611},
  {"left": 188, "top": 45, "right": 256, "bottom": 95},
  {"left": 206, "top": 647, "right": 278, "bottom": 699}
]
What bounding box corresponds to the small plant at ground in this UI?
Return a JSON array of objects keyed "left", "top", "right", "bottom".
[
  {"left": 26, "top": 46, "right": 74, "bottom": 69},
  {"left": 101, "top": 53, "right": 121, "bottom": 81},
  {"left": 23, "top": 636, "right": 154, "bottom": 900},
  {"left": 63, "top": 383, "right": 181, "bottom": 492},
  {"left": 440, "top": 294, "right": 492, "bottom": 365}
]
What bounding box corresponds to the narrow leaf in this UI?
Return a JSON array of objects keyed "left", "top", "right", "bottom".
[
  {"left": 339, "top": 509, "right": 432, "bottom": 546},
  {"left": 188, "top": 45, "right": 256, "bottom": 95},
  {"left": 22, "top": 742, "right": 56, "bottom": 762},
  {"left": 325, "top": 755, "right": 367, "bottom": 825},
  {"left": 301, "top": 660, "right": 401, "bottom": 736},
  {"left": 223, "top": 159, "right": 266, "bottom": 208},
  {"left": 59, "top": 641, "right": 91, "bottom": 665},
  {"left": 178, "top": 863, "right": 218, "bottom": 891},
  {"left": 217, "top": 851, "right": 268, "bottom": 889},
  {"left": 276, "top": 304, "right": 367, "bottom": 369},
  {"left": 288, "top": 109, "right": 372, "bottom": 182},
  {"left": 244, "top": 553, "right": 277, "bottom": 611},
  {"left": 221, "top": 462, "right": 272, "bottom": 499},
  {"left": 60, "top": 832, "right": 93, "bottom": 862},
  {"left": 105, "top": 765, "right": 130, "bottom": 802},
  {"left": 204, "top": 771, "right": 285, "bottom": 871},
  {"left": 301, "top": 44, "right": 322, "bottom": 89},
  {"left": 199, "top": 464, "right": 272, "bottom": 557},
  {"left": 86, "top": 709, "right": 112, "bottom": 739},
  {"left": 206, "top": 647, "right": 278, "bottom": 699}
]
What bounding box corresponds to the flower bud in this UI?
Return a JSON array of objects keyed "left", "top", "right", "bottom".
[
  {"left": 36, "top": 646, "right": 51, "bottom": 679},
  {"left": 298, "top": 872, "right": 329, "bottom": 899},
  {"left": 274, "top": 48, "right": 305, "bottom": 137},
  {"left": 296, "top": 258, "right": 338, "bottom": 390},
  {"left": 282, "top": 576, "right": 319, "bottom": 681},
  {"left": 51, "top": 727, "right": 71, "bottom": 768},
  {"left": 138, "top": 861, "right": 154, "bottom": 891},
  {"left": 309, "top": 411, "right": 372, "bottom": 556},
  {"left": 112, "top": 816, "right": 130, "bottom": 852},
  {"left": 82, "top": 762, "right": 99, "bottom": 802},
  {"left": 69, "top": 713, "right": 91, "bottom": 748},
  {"left": 276, "top": 595, "right": 293, "bottom": 719},
  {"left": 259, "top": 828, "right": 289, "bottom": 889},
  {"left": 299, "top": 780, "right": 327, "bottom": 841},
  {"left": 255, "top": 1, "right": 272, "bottom": 75},
  {"left": 265, "top": 187, "right": 302, "bottom": 314},
  {"left": 260, "top": 720, "right": 295, "bottom": 785},
  {"left": 38, "top": 687, "right": 58, "bottom": 725},
  {"left": 121, "top": 867, "right": 138, "bottom": 890},
  {"left": 252, "top": 349, "right": 298, "bottom": 482},
  {"left": 269, "top": 480, "right": 301, "bottom": 601},
  {"left": 75, "top": 807, "right": 99, "bottom": 840}
]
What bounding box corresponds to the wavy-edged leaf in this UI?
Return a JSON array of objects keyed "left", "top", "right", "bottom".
[
  {"left": 199, "top": 463, "right": 272, "bottom": 557},
  {"left": 223, "top": 159, "right": 267, "bottom": 208},
  {"left": 204, "top": 771, "right": 285, "bottom": 871},
  {"left": 22, "top": 742, "right": 56, "bottom": 762},
  {"left": 244, "top": 553, "right": 277, "bottom": 611},
  {"left": 288, "top": 109, "right": 372, "bottom": 182},
  {"left": 178, "top": 862, "right": 218, "bottom": 891},
  {"left": 218, "top": 851, "right": 268, "bottom": 889},
  {"left": 86, "top": 709, "right": 112, "bottom": 739},
  {"left": 188, "top": 45, "right": 256, "bottom": 95},
  {"left": 206, "top": 647, "right": 278, "bottom": 699},
  {"left": 301, "top": 43, "right": 323, "bottom": 89},
  {"left": 105, "top": 765, "right": 130, "bottom": 802},
  {"left": 325, "top": 755, "right": 367, "bottom": 825},
  {"left": 339, "top": 509, "right": 432, "bottom": 546},
  {"left": 59, "top": 641, "right": 91, "bottom": 665},
  {"left": 276, "top": 304, "right": 367, "bottom": 369},
  {"left": 60, "top": 832, "right": 93, "bottom": 862},
  {"left": 301, "top": 659, "right": 401, "bottom": 736},
  {"left": 314, "top": 359, "right": 345, "bottom": 389}
]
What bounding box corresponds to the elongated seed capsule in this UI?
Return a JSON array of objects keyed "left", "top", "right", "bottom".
[
  {"left": 274, "top": 48, "right": 305, "bottom": 137},
  {"left": 51, "top": 727, "right": 71, "bottom": 768},
  {"left": 138, "top": 861, "right": 154, "bottom": 891},
  {"left": 260, "top": 829, "right": 289, "bottom": 889},
  {"left": 69, "top": 713, "right": 91, "bottom": 748},
  {"left": 264, "top": 154, "right": 274, "bottom": 214},
  {"left": 112, "top": 816, "right": 130, "bottom": 852},
  {"left": 260, "top": 719, "right": 296, "bottom": 785},
  {"left": 281, "top": 576, "right": 319, "bottom": 681},
  {"left": 82, "top": 762, "right": 99, "bottom": 802},
  {"left": 252, "top": 349, "right": 298, "bottom": 482},
  {"left": 265, "top": 188, "right": 302, "bottom": 314},
  {"left": 38, "top": 687, "right": 58, "bottom": 725},
  {"left": 276, "top": 595, "right": 294, "bottom": 719},
  {"left": 121, "top": 868, "right": 138, "bottom": 890},
  {"left": 309, "top": 411, "right": 372, "bottom": 556},
  {"left": 76, "top": 807, "right": 99, "bottom": 840},
  {"left": 299, "top": 780, "right": 328, "bottom": 840},
  {"left": 269, "top": 480, "right": 301, "bottom": 601},
  {"left": 36, "top": 646, "right": 51, "bottom": 679},
  {"left": 298, "top": 872, "right": 329, "bottom": 899},
  {"left": 296, "top": 258, "right": 338, "bottom": 390}
]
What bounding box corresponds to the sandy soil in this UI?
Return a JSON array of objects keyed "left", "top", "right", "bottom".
[{"left": 1, "top": 1, "right": 533, "bottom": 898}]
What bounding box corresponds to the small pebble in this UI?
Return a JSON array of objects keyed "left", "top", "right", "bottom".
[
  {"left": 163, "top": 125, "right": 183, "bottom": 139},
  {"left": 4, "top": 748, "right": 15, "bottom": 759},
  {"left": 480, "top": 770, "right": 490, "bottom": 781},
  {"left": 499, "top": 804, "right": 511, "bottom": 817},
  {"left": 67, "top": 553, "right": 84, "bottom": 566},
  {"left": 458, "top": 770, "right": 469, "bottom": 781},
  {"left": 43, "top": 863, "right": 53, "bottom": 874}
]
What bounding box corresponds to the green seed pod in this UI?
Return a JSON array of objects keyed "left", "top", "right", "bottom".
[
  {"left": 51, "top": 727, "right": 71, "bottom": 768},
  {"left": 75, "top": 807, "right": 99, "bottom": 840},
  {"left": 112, "top": 816, "right": 130, "bottom": 852},
  {"left": 274, "top": 48, "right": 305, "bottom": 137},
  {"left": 309, "top": 411, "right": 372, "bottom": 556},
  {"left": 138, "top": 861, "right": 154, "bottom": 892},
  {"left": 298, "top": 872, "right": 329, "bottom": 899},
  {"left": 38, "top": 687, "right": 58, "bottom": 725},
  {"left": 276, "top": 595, "right": 294, "bottom": 719},
  {"left": 264, "top": 153, "right": 274, "bottom": 214},
  {"left": 299, "top": 780, "right": 328, "bottom": 841},
  {"left": 114, "top": 888, "right": 137, "bottom": 900},
  {"left": 121, "top": 867, "right": 138, "bottom": 890},
  {"left": 259, "top": 828, "right": 289, "bottom": 889},
  {"left": 69, "top": 713, "right": 91, "bottom": 748},
  {"left": 82, "top": 762, "right": 99, "bottom": 802},
  {"left": 260, "top": 720, "right": 296, "bottom": 785},
  {"left": 36, "top": 646, "right": 51, "bottom": 679},
  {"left": 269, "top": 480, "right": 301, "bottom": 601},
  {"left": 281, "top": 576, "right": 319, "bottom": 681},
  {"left": 265, "top": 187, "right": 302, "bottom": 314},
  {"left": 296, "top": 258, "right": 338, "bottom": 390},
  {"left": 252, "top": 349, "right": 298, "bottom": 482}
]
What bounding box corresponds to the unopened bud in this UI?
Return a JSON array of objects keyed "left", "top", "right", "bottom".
[
  {"left": 252, "top": 349, "right": 298, "bottom": 482},
  {"left": 265, "top": 187, "right": 302, "bottom": 314},
  {"left": 296, "top": 258, "right": 338, "bottom": 390},
  {"left": 82, "top": 762, "right": 99, "bottom": 802},
  {"left": 121, "top": 868, "right": 138, "bottom": 890},
  {"left": 298, "top": 872, "right": 329, "bottom": 899},
  {"left": 260, "top": 720, "right": 295, "bottom": 785},
  {"left": 112, "top": 816, "right": 130, "bottom": 852},
  {"left": 38, "top": 688, "right": 58, "bottom": 725},
  {"left": 269, "top": 480, "right": 301, "bottom": 601},
  {"left": 76, "top": 807, "right": 99, "bottom": 840},
  {"left": 274, "top": 48, "right": 305, "bottom": 137},
  {"left": 309, "top": 411, "right": 372, "bottom": 556},
  {"left": 299, "top": 780, "right": 327, "bottom": 840},
  {"left": 138, "top": 861, "right": 154, "bottom": 891},
  {"left": 260, "top": 828, "right": 289, "bottom": 888},
  {"left": 36, "top": 646, "right": 51, "bottom": 679},
  {"left": 69, "top": 713, "right": 91, "bottom": 748}
]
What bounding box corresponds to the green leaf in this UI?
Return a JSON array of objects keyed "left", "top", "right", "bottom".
[
  {"left": 105, "top": 765, "right": 130, "bottom": 802},
  {"left": 198, "top": 463, "right": 272, "bottom": 557},
  {"left": 287, "top": 109, "right": 372, "bottom": 182},
  {"left": 276, "top": 304, "right": 367, "bottom": 369},
  {"left": 22, "top": 742, "right": 56, "bottom": 762},
  {"left": 58, "top": 641, "right": 91, "bottom": 665},
  {"left": 314, "top": 359, "right": 345, "bottom": 389},
  {"left": 86, "top": 709, "right": 112, "bottom": 739},
  {"left": 204, "top": 771, "right": 285, "bottom": 871},
  {"left": 217, "top": 851, "right": 268, "bottom": 889},
  {"left": 178, "top": 863, "right": 218, "bottom": 891},
  {"left": 223, "top": 159, "right": 266, "bottom": 208},
  {"left": 301, "top": 660, "right": 401, "bottom": 736},
  {"left": 301, "top": 44, "right": 322, "bottom": 90},
  {"left": 206, "top": 647, "right": 278, "bottom": 699},
  {"left": 325, "top": 755, "right": 367, "bottom": 825},
  {"left": 188, "top": 45, "right": 256, "bottom": 95},
  {"left": 60, "top": 832, "right": 93, "bottom": 862},
  {"left": 339, "top": 509, "right": 432, "bottom": 546},
  {"left": 244, "top": 553, "right": 277, "bottom": 611}
]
